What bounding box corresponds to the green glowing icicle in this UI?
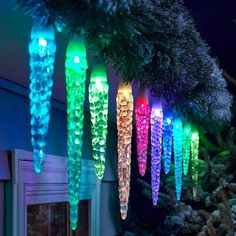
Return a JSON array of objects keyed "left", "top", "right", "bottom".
[
  {"left": 191, "top": 129, "right": 199, "bottom": 198},
  {"left": 183, "top": 123, "right": 191, "bottom": 175},
  {"left": 173, "top": 117, "right": 183, "bottom": 201},
  {"left": 89, "top": 63, "right": 109, "bottom": 179},
  {"left": 65, "top": 37, "right": 87, "bottom": 230}
]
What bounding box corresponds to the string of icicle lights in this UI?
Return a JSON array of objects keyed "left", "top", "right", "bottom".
[
  {"left": 115, "top": 87, "right": 200, "bottom": 216},
  {"left": 28, "top": 23, "right": 200, "bottom": 229}
]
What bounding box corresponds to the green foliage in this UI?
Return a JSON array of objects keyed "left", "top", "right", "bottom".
[{"left": 16, "top": 0, "right": 232, "bottom": 128}]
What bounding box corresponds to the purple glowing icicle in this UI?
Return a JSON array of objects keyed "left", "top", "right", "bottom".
[{"left": 150, "top": 100, "right": 163, "bottom": 205}]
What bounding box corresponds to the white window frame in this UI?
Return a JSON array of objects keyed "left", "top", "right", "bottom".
[{"left": 8, "top": 149, "right": 100, "bottom": 236}]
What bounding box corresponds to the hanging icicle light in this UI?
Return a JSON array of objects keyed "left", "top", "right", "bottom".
[
  {"left": 89, "top": 63, "right": 109, "bottom": 179},
  {"left": 135, "top": 89, "right": 150, "bottom": 176},
  {"left": 116, "top": 82, "right": 133, "bottom": 220},
  {"left": 191, "top": 129, "right": 199, "bottom": 198},
  {"left": 65, "top": 37, "right": 87, "bottom": 230},
  {"left": 29, "top": 22, "right": 56, "bottom": 173},
  {"left": 173, "top": 117, "right": 183, "bottom": 201},
  {"left": 150, "top": 100, "right": 163, "bottom": 205},
  {"left": 183, "top": 123, "right": 192, "bottom": 175},
  {"left": 162, "top": 108, "right": 173, "bottom": 174}
]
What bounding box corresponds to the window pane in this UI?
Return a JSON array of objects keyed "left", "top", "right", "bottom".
[{"left": 27, "top": 201, "right": 89, "bottom": 236}]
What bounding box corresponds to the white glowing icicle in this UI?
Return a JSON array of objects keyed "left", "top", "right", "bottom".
[{"left": 117, "top": 82, "right": 133, "bottom": 220}]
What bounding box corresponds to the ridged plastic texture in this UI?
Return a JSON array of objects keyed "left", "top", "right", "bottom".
[
  {"left": 29, "top": 23, "right": 56, "bottom": 173},
  {"left": 191, "top": 130, "right": 199, "bottom": 198},
  {"left": 135, "top": 96, "right": 150, "bottom": 176},
  {"left": 150, "top": 102, "right": 163, "bottom": 205},
  {"left": 173, "top": 117, "right": 183, "bottom": 201},
  {"left": 89, "top": 64, "right": 109, "bottom": 179},
  {"left": 116, "top": 83, "right": 133, "bottom": 220},
  {"left": 65, "top": 37, "right": 87, "bottom": 230},
  {"left": 162, "top": 111, "right": 173, "bottom": 174},
  {"left": 183, "top": 123, "right": 192, "bottom": 175}
]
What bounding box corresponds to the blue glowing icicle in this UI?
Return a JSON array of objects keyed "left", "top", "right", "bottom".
[
  {"left": 29, "top": 22, "right": 56, "bottom": 173},
  {"left": 162, "top": 108, "right": 173, "bottom": 174},
  {"left": 183, "top": 123, "right": 192, "bottom": 175},
  {"left": 173, "top": 117, "right": 183, "bottom": 200}
]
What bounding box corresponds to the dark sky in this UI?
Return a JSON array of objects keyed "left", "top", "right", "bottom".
[{"left": 185, "top": 0, "right": 236, "bottom": 78}]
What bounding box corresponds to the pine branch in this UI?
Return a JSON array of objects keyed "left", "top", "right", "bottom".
[{"left": 16, "top": 0, "right": 233, "bottom": 127}]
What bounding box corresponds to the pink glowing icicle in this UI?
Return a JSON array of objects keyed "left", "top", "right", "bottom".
[
  {"left": 135, "top": 89, "right": 150, "bottom": 176},
  {"left": 150, "top": 100, "right": 163, "bottom": 205}
]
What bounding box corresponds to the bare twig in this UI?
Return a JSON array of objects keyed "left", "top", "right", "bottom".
[{"left": 223, "top": 70, "right": 236, "bottom": 86}]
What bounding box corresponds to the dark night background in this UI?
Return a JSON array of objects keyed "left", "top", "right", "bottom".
[{"left": 185, "top": 0, "right": 236, "bottom": 83}]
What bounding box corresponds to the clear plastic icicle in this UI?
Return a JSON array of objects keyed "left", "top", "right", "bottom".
[
  {"left": 116, "top": 82, "right": 133, "bottom": 220},
  {"left": 65, "top": 37, "right": 87, "bottom": 230},
  {"left": 150, "top": 100, "right": 163, "bottom": 205},
  {"left": 183, "top": 123, "right": 192, "bottom": 175},
  {"left": 135, "top": 90, "right": 150, "bottom": 176},
  {"left": 89, "top": 63, "right": 109, "bottom": 179},
  {"left": 191, "top": 129, "right": 199, "bottom": 198},
  {"left": 173, "top": 117, "right": 183, "bottom": 201},
  {"left": 162, "top": 108, "right": 173, "bottom": 174},
  {"left": 29, "top": 22, "right": 56, "bottom": 173}
]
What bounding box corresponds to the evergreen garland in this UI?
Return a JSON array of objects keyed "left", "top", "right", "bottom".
[{"left": 17, "top": 0, "right": 232, "bottom": 127}]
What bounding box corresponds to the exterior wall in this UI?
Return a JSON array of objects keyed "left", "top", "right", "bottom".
[{"left": 0, "top": 77, "right": 121, "bottom": 235}]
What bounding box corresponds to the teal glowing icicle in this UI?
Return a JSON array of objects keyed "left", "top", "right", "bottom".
[
  {"left": 29, "top": 22, "right": 56, "bottom": 173},
  {"left": 173, "top": 117, "right": 183, "bottom": 200},
  {"left": 162, "top": 108, "right": 173, "bottom": 174},
  {"left": 183, "top": 123, "right": 192, "bottom": 175},
  {"left": 65, "top": 37, "right": 87, "bottom": 230},
  {"left": 89, "top": 63, "right": 109, "bottom": 179},
  {"left": 191, "top": 129, "right": 199, "bottom": 198}
]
